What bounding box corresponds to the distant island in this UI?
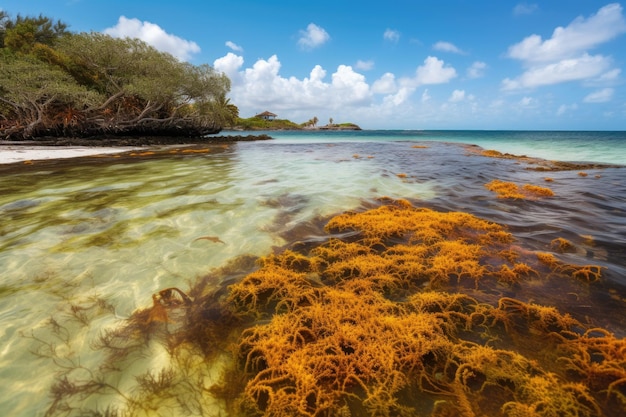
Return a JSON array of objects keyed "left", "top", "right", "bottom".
[{"left": 229, "top": 112, "right": 361, "bottom": 131}]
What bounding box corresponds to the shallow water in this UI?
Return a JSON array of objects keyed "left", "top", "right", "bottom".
[{"left": 0, "top": 131, "right": 625, "bottom": 415}]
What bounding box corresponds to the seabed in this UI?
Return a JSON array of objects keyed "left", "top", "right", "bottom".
[{"left": 38, "top": 197, "right": 626, "bottom": 416}]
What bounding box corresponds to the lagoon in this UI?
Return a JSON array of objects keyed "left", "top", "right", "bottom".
[{"left": 1, "top": 130, "right": 625, "bottom": 416}]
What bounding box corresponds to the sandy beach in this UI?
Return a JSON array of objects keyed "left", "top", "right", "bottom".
[{"left": 0, "top": 145, "right": 142, "bottom": 165}]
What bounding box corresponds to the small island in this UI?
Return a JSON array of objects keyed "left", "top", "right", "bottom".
[{"left": 230, "top": 112, "right": 361, "bottom": 131}]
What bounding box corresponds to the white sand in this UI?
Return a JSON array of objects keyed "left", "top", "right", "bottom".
[{"left": 0, "top": 145, "right": 141, "bottom": 165}]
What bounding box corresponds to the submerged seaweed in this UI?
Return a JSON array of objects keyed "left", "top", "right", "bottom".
[{"left": 38, "top": 199, "right": 625, "bottom": 416}]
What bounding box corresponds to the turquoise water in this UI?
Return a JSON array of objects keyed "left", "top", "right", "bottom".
[
  {"left": 0, "top": 130, "right": 624, "bottom": 415},
  {"left": 245, "top": 129, "right": 626, "bottom": 165}
]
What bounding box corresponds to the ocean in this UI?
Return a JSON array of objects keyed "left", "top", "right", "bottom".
[{"left": 0, "top": 130, "right": 625, "bottom": 416}]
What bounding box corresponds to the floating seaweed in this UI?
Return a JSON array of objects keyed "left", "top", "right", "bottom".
[
  {"left": 212, "top": 199, "right": 620, "bottom": 416},
  {"left": 485, "top": 180, "right": 555, "bottom": 199}
]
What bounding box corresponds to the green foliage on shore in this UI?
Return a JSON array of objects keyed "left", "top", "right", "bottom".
[
  {"left": 233, "top": 117, "right": 303, "bottom": 130},
  {"left": 0, "top": 12, "right": 234, "bottom": 140},
  {"left": 232, "top": 117, "right": 361, "bottom": 131}
]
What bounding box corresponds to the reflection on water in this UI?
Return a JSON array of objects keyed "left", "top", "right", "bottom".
[{"left": 0, "top": 139, "right": 625, "bottom": 415}]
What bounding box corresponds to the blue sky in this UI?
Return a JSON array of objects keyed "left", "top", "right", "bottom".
[{"left": 2, "top": 1, "right": 626, "bottom": 130}]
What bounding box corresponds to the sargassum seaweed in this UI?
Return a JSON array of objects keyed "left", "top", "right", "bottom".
[{"left": 216, "top": 199, "right": 621, "bottom": 417}]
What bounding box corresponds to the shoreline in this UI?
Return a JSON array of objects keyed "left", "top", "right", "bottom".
[
  {"left": 1, "top": 132, "right": 623, "bottom": 168},
  {"left": 0, "top": 134, "right": 273, "bottom": 165},
  {"left": 0, "top": 144, "right": 145, "bottom": 165}
]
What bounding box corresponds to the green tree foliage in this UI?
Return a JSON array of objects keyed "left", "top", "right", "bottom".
[
  {"left": 0, "top": 12, "right": 68, "bottom": 52},
  {"left": 303, "top": 116, "right": 319, "bottom": 127},
  {"left": 0, "top": 13, "right": 234, "bottom": 140},
  {"left": 0, "top": 53, "right": 100, "bottom": 138},
  {"left": 210, "top": 94, "right": 240, "bottom": 127}
]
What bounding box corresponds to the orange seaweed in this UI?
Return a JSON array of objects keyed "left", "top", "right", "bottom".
[
  {"left": 550, "top": 237, "right": 575, "bottom": 253},
  {"left": 70, "top": 199, "right": 622, "bottom": 417},
  {"left": 522, "top": 184, "right": 555, "bottom": 197},
  {"left": 485, "top": 180, "right": 554, "bottom": 199},
  {"left": 211, "top": 201, "right": 623, "bottom": 416}
]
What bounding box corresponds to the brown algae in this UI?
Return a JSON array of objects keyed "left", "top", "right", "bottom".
[
  {"left": 43, "top": 199, "right": 623, "bottom": 416},
  {"left": 486, "top": 179, "right": 555, "bottom": 199}
]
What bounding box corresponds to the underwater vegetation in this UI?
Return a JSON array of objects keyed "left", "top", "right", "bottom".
[{"left": 39, "top": 199, "right": 624, "bottom": 416}]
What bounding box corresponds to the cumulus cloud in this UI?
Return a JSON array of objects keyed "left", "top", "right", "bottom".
[
  {"left": 467, "top": 61, "right": 487, "bottom": 78},
  {"left": 213, "top": 52, "right": 245, "bottom": 83},
  {"left": 372, "top": 73, "right": 396, "bottom": 94},
  {"left": 211, "top": 51, "right": 459, "bottom": 127},
  {"left": 384, "top": 87, "right": 413, "bottom": 106},
  {"left": 583, "top": 87, "right": 614, "bottom": 103},
  {"left": 384, "top": 29, "right": 400, "bottom": 42},
  {"left": 433, "top": 41, "right": 465, "bottom": 54},
  {"left": 298, "top": 23, "right": 330, "bottom": 49},
  {"left": 507, "top": 3, "right": 626, "bottom": 63},
  {"left": 355, "top": 60, "right": 374, "bottom": 71},
  {"left": 513, "top": 3, "right": 538, "bottom": 16},
  {"left": 378, "top": 57, "right": 457, "bottom": 105},
  {"left": 226, "top": 41, "right": 243, "bottom": 52},
  {"left": 413, "top": 56, "right": 457, "bottom": 86},
  {"left": 503, "top": 4, "right": 626, "bottom": 90},
  {"left": 103, "top": 16, "right": 200, "bottom": 61},
  {"left": 214, "top": 53, "right": 371, "bottom": 118},
  {"left": 449, "top": 90, "right": 466, "bottom": 102}
]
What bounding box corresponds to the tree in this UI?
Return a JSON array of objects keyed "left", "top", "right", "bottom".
[
  {"left": 210, "top": 94, "right": 239, "bottom": 127},
  {"left": 1, "top": 13, "right": 68, "bottom": 52},
  {"left": 0, "top": 54, "right": 100, "bottom": 138},
  {"left": 0, "top": 31, "right": 232, "bottom": 139}
]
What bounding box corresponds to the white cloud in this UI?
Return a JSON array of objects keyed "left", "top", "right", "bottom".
[
  {"left": 413, "top": 56, "right": 457, "bottom": 86},
  {"left": 298, "top": 23, "right": 330, "bottom": 49},
  {"left": 103, "top": 16, "right": 200, "bottom": 61},
  {"left": 467, "top": 61, "right": 487, "bottom": 78},
  {"left": 596, "top": 68, "right": 621, "bottom": 82},
  {"left": 372, "top": 73, "right": 396, "bottom": 94},
  {"left": 507, "top": 3, "right": 626, "bottom": 63},
  {"left": 583, "top": 88, "right": 614, "bottom": 103},
  {"left": 383, "top": 87, "right": 413, "bottom": 106},
  {"left": 384, "top": 29, "right": 400, "bottom": 42},
  {"left": 213, "top": 52, "right": 245, "bottom": 84},
  {"left": 503, "top": 4, "right": 626, "bottom": 91},
  {"left": 212, "top": 52, "right": 461, "bottom": 126},
  {"left": 433, "top": 41, "right": 465, "bottom": 54},
  {"left": 214, "top": 54, "right": 371, "bottom": 118},
  {"left": 449, "top": 90, "right": 466, "bottom": 102},
  {"left": 332, "top": 65, "right": 370, "bottom": 100},
  {"left": 226, "top": 41, "right": 243, "bottom": 52},
  {"left": 502, "top": 53, "right": 612, "bottom": 90},
  {"left": 355, "top": 60, "right": 374, "bottom": 71},
  {"left": 513, "top": 3, "right": 538, "bottom": 16}
]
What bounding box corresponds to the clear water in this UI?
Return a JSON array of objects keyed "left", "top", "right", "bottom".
[
  {"left": 249, "top": 129, "right": 626, "bottom": 164},
  {"left": 0, "top": 130, "right": 624, "bottom": 415}
]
